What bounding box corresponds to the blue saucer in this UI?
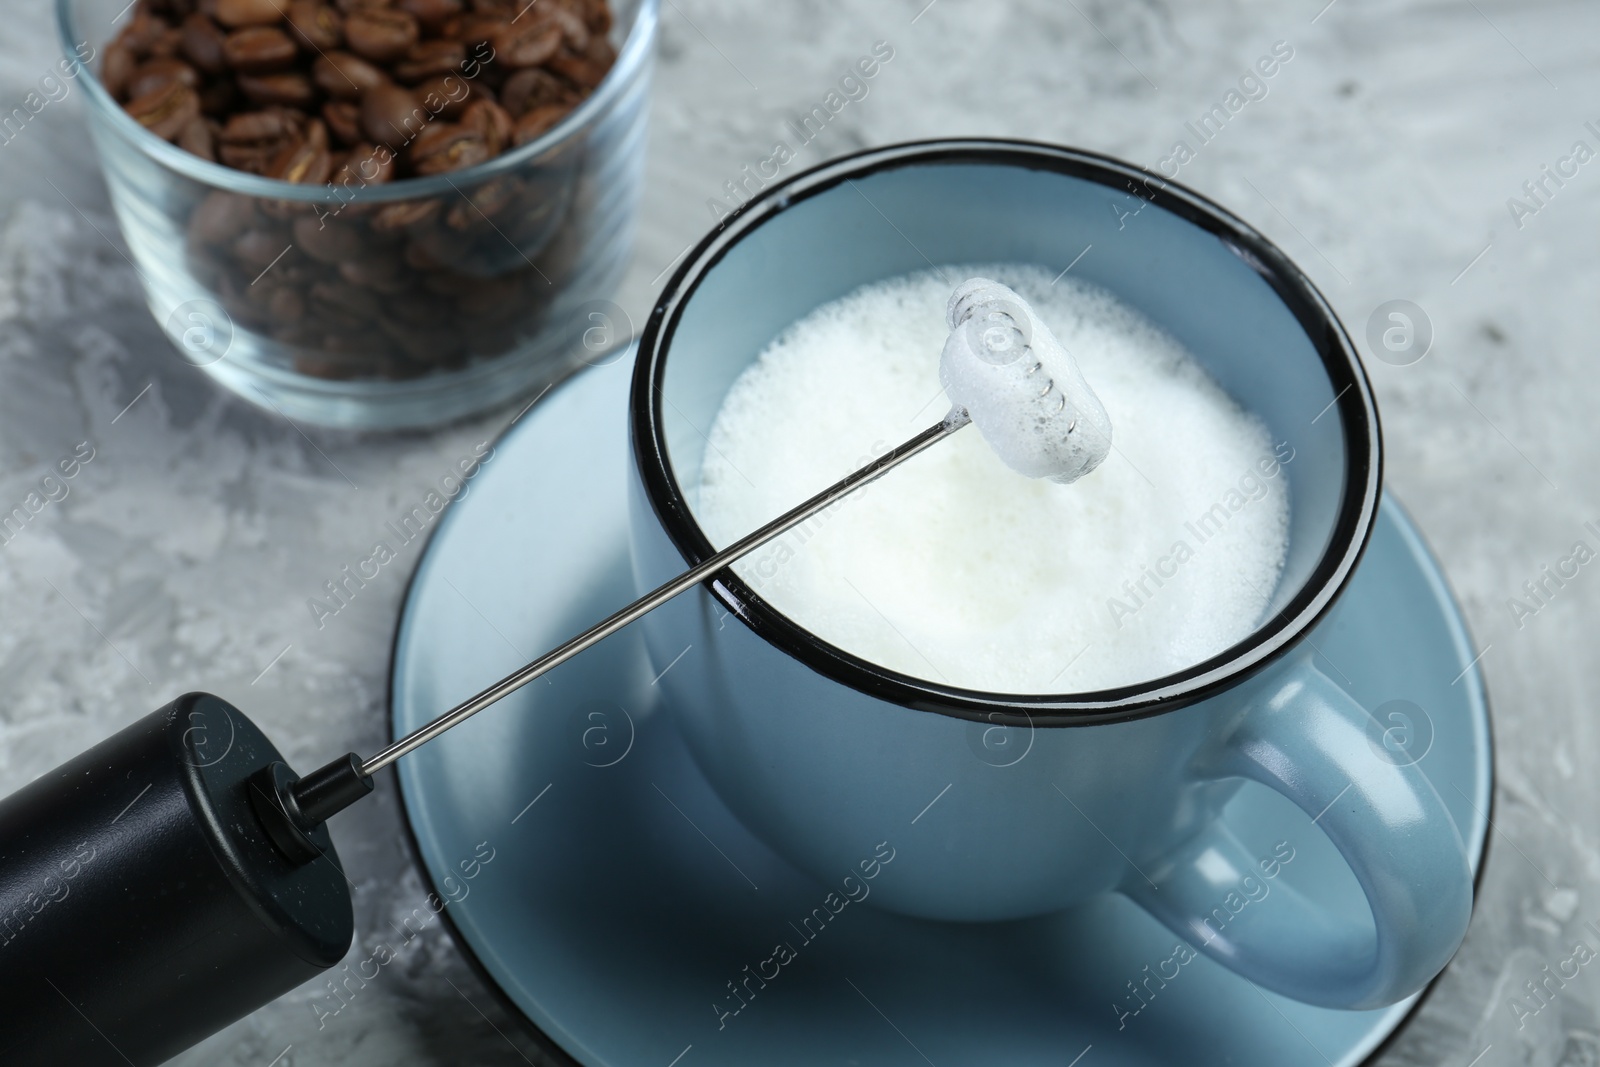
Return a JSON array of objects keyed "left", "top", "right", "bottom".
[{"left": 390, "top": 356, "right": 1492, "bottom": 1067}]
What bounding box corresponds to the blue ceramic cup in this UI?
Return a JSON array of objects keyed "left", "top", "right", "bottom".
[{"left": 627, "top": 140, "right": 1472, "bottom": 1010}]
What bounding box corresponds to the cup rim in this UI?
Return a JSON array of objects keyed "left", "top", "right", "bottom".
[
  {"left": 54, "top": 0, "right": 659, "bottom": 203},
  {"left": 631, "top": 138, "right": 1383, "bottom": 727}
]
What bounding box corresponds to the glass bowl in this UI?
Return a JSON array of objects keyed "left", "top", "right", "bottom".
[{"left": 55, "top": 0, "right": 657, "bottom": 429}]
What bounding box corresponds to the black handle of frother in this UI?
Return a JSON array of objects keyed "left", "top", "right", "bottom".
[{"left": 0, "top": 694, "right": 367, "bottom": 1066}]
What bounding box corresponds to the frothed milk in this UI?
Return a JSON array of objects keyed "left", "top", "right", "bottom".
[{"left": 693, "top": 265, "right": 1291, "bottom": 693}]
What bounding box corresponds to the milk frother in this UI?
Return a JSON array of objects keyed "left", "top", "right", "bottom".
[{"left": 0, "top": 408, "right": 971, "bottom": 1066}]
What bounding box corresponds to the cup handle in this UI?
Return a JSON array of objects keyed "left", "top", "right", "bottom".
[{"left": 1121, "top": 651, "right": 1473, "bottom": 1009}]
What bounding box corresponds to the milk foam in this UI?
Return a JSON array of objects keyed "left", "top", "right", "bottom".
[{"left": 693, "top": 264, "right": 1291, "bottom": 693}]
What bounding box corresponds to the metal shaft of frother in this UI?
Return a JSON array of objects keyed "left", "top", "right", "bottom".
[{"left": 358, "top": 407, "right": 972, "bottom": 778}]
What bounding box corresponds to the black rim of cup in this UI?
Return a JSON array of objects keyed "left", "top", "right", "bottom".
[{"left": 632, "top": 138, "right": 1382, "bottom": 728}]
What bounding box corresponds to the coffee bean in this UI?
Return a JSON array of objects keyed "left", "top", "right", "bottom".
[
  {"left": 237, "top": 71, "right": 318, "bottom": 106},
  {"left": 392, "top": 39, "right": 464, "bottom": 82},
  {"left": 444, "top": 174, "right": 514, "bottom": 229},
  {"left": 574, "top": 0, "right": 609, "bottom": 35},
  {"left": 269, "top": 286, "right": 307, "bottom": 322},
  {"left": 233, "top": 228, "right": 293, "bottom": 269},
  {"left": 492, "top": 16, "right": 561, "bottom": 68},
  {"left": 102, "top": 41, "right": 137, "bottom": 98},
  {"left": 292, "top": 212, "right": 366, "bottom": 262},
  {"left": 402, "top": 239, "right": 442, "bottom": 269},
  {"left": 223, "top": 27, "right": 300, "bottom": 73},
  {"left": 335, "top": 0, "right": 393, "bottom": 12},
  {"left": 338, "top": 255, "right": 409, "bottom": 292},
  {"left": 331, "top": 140, "right": 397, "bottom": 184},
  {"left": 125, "top": 58, "right": 200, "bottom": 101},
  {"left": 549, "top": 5, "right": 589, "bottom": 50},
  {"left": 344, "top": 9, "right": 418, "bottom": 62},
  {"left": 321, "top": 99, "right": 362, "bottom": 143},
  {"left": 221, "top": 105, "right": 306, "bottom": 142},
  {"left": 126, "top": 80, "right": 202, "bottom": 140},
  {"left": 409, "top": 121, "right": 490, "bottom": 174},
  {"left": 499, "top": 66, "right": 570, "bottom": 117},
  {"left": 285, "top": 1, "right": 344, "bottom": 50},
  {"left": 412, "top": 73, "right": 476, "bottom": 118},
  {"left": 310, "top": 278, "right": 384, "bottom": 318},
  {"left": 178, "top": 114, "right": 218, "bottom": 159},
  {"left": 266, "top": 117, "right": 332, "bottom": 182},
  {"left": 119, "top": 10, "right": 173, "bottom": 56},
  {"left": 359, "top": 81, "right": 423, "bottom": 146},
  {"left": 370, "top": 198, "right": 439, "bottom": 231},
  {"left": 546, "top": 35, "right": 614, "bottom": 89},
  {"left": 511, "top": 102, "right": 565, "bottom": 146},
  {"left": 148, "top": 25, "right": 186, "bottom": 58},
  {"left": 398, "top": 0, "right": 461, "bottom": 33},
  {"left": 454, "top": 12, "right": 502, "bottom": 46},
  {"left": 460, "top": 97, "right": 510, "bottom": 154},
  {"left": 180, "top": 13, "right": 229, "bottom": 73},
  {"left": 312, "top": 51, "right": 386, "bottom": 98},
  {"left": 213, "top": 0, "right": 287, "bottom": 28},
  {"left": 190, "top": 190, "right": 259, "bottom": 243},
  {"left": 453, "top": 272, "right": 520, "bottom": 314}
]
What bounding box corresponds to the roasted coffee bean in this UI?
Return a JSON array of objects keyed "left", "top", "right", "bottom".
[
  {"left": 267, "top": 286, "right": 306, "bottom": 321},
  {"left": 310, "top": 50, "right": 386, "bottom": 97},
  {"left": 344, "top": 9, "right": 418, "bottom": 62},
  {"left": 460, "top": 97, "right": 510, "bottom": 154},
  {"left": 359, "top": 81, "right": 423, "bottom": 146},
  {"left": 335, "top": 0, "right": 393, "bottom": 12},
  {"left": 102, "top": 41, "right": 137, "bottom": 98},
  {"left": 292, "top": 212, "right": 366, "bottom": 261},
  {"left": 369, "top": 197, "right": 439, "bottom": 231},
  {"left": 338, "top": 255, "right": 409, "bottom": 292},
  {"left": 546, "top": 34, "right": 614, "bottom": 89},
  {"left": 491, "top": 16, "right": 560, "bottom": 68},
  {"left": 126, "top": 80, "right": 201, "bottom": 139},
  {"left": 392, "top": 39, "right": 464, "bottom": 82},
  {"left": 412, "top": 73, "right": 477, "bottom": 118},
  {"left": 444, "top": 174, "right": 514, "bottom": 229},
  {"left": 409, "top": 121, "right": 490, "bottom": 174},
  {"left": 398, "top": 0, "right": 461, "bottom": 32},
  {"left": 213, "top": 0, "right": 286, "bottom": 27},
  {"left": 321, "top": 99, "right": 363, "bottom": 143},
  {"left": 218, "top": 142, "right": 275, "bottom": 171},
  {"left": 180, "top": 13, "right": 229, "bottom": 73},
  {"left": 309, "top": 278, "right": 384, "bottom": 318},
  {"left": 266, "top": 117, "right": 332, "bottom": 182},
  {"left": 330, "top": 140, "right": 396, "bottom": 184},
  {"left": 419, "top": 268, "right": 477, "bottom": 296},
  {"left": 119, "top": 10, "right": 173, "bottom": 56},
  {"left": 237, "top": 70, "right": 318, "bottom": 106},
  {"left": 498, "top": 66, "right": 569, "bottom": 117},
  {"left": 549, "top": 5, "right": 588, "bottom": 50},
  {"left": 453, "top": 273, "right": 520, "bottom": 315},
  {"left": 574, "top": 0, "right": 609, "bottom": 35},
  {"left": 402, "top": 239, "right": 442, "bottom": 269},
  {"left": 178, "top": 114, "right": 218, "bottom": 159},
  {"left": 125, "top": 58, "right": 200, "bottom": 101},
  {"left": 232, "top": 228, "right": 293, "bottom": 270},
  {"left": 220, "top": 105, "right": 305, "bottom": 143},
  {"left": 223, "top": 27, "right": 300, "bottom": 72},
  {"left": 147, "top": 25, "right": 187, "bottom": 59},
  {"left": 190, "top": 190, "right": 259, "bottom": 243},
  {"left": 511, "top": 102, "right": 565, "bottom": 145},
  {"left": 453, "top": 12, "right": 502, "bottom": 46},
  {"left": 285, "top": 1, "right": 344, "bottom": 50}
]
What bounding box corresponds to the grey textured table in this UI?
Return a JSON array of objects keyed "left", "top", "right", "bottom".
[{"left": 0, "top": 1, "right": 1591, "bottom": 1064}]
